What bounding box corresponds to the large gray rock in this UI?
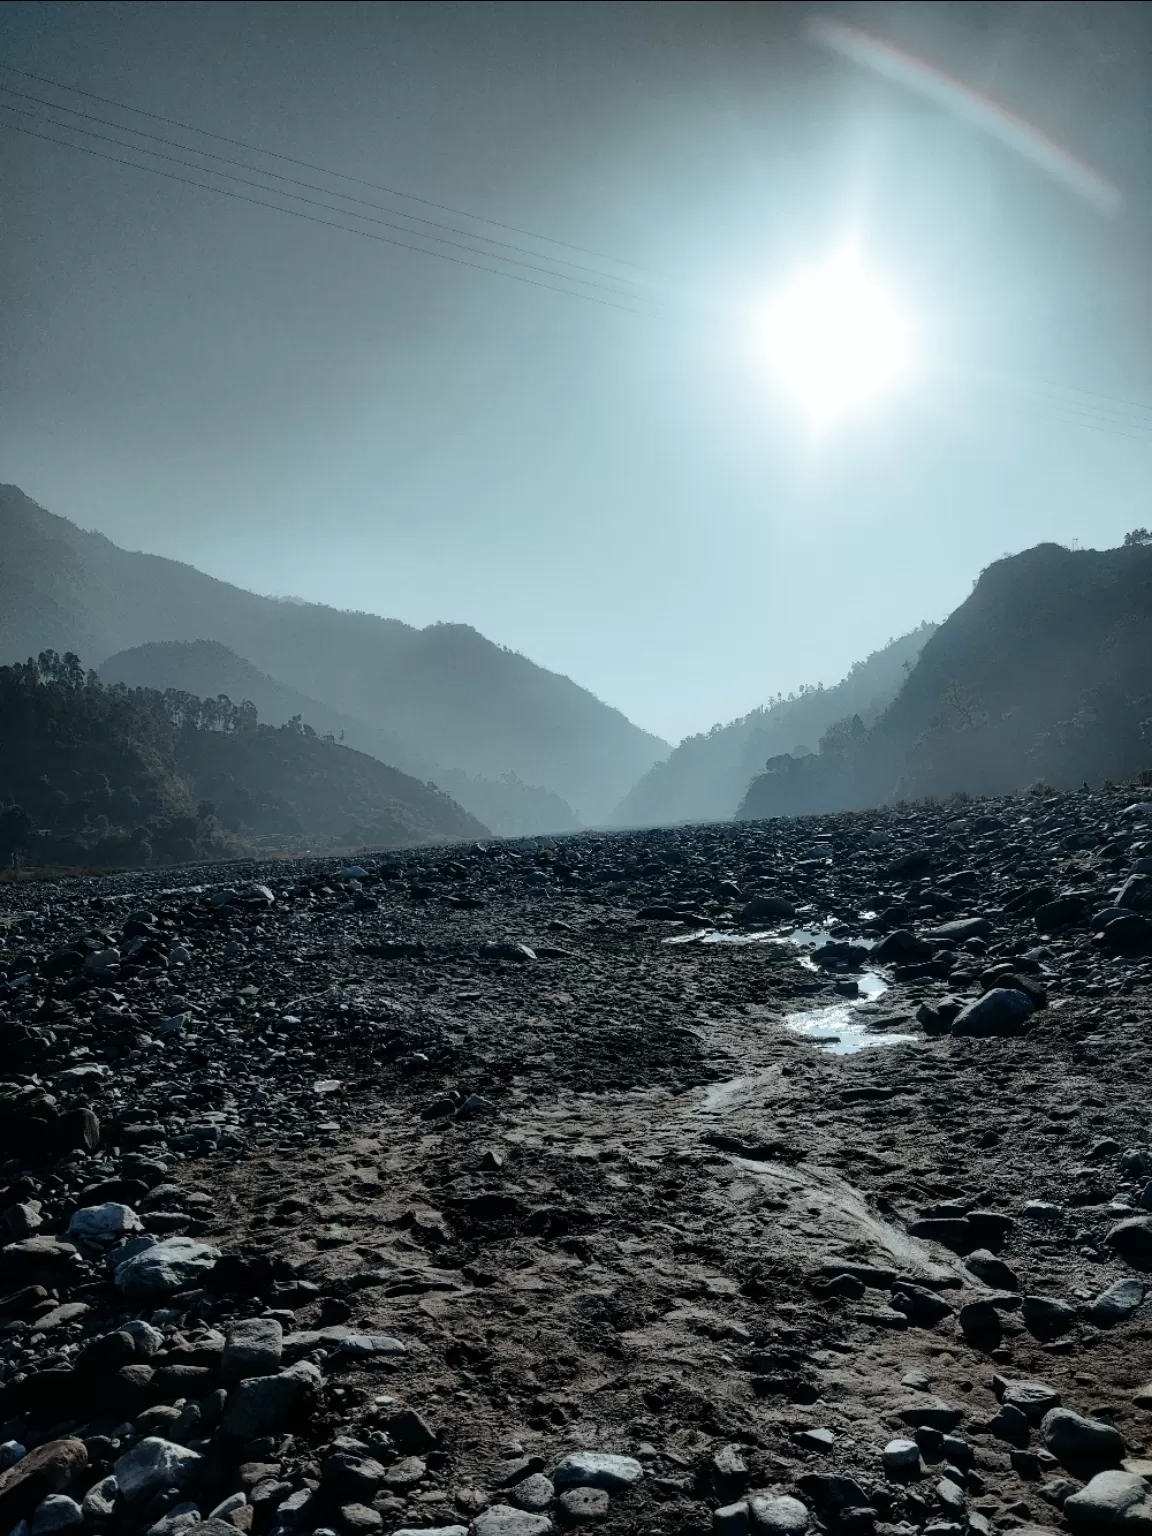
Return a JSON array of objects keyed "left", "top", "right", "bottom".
[
  {"left": 551, "top": 1453, "right": 643, "bottom": 1491},
  {"left": 219, "top": 1361, "right": 321, "bottom": 1442},
  {"left": 997, "top": 1379, "right": 1061, "bottom": 1423},
  {"left": 82, "top": 949, "right": 120, "bottom": 977},
  {"left": 81, "top": 1477, "right": 117, "bottom": 1521},
  {"left": 1087, "top": 1278, "right": 1145, "bottom": 1327},
  {"left": 897, "top": 1397, "right": 964, "bottom": 1431},
  {"left": 30, "top": 1494, "right": 82, "bottom": 1534},
  {"left": 739, "top": 895, "right": 797, "bottom": 923},
  {"left": 1115, "top": 874, "right": 1152, "bottom": 911},
  {"left": 882, "top": 1440, "right": 921, "bottom": 1473},
  {"left": 0, "top": 1441, "right": 89, "bottom": 1528},
  {"left": 749, "top": 1494, "right": 810, "bottom": 1535},
  {"left": 951, "top": 988, "right": 1035, "bottom": 1038},
  {"left": 113, "top": 1439, "right": 202, "bottom": 1505},
  {"left": 1022, "top": 1296, "right": 1078, "bottom": 1336},
  {"left": 330, "top": 1333, "right": 406, "bottom": 1361},
  {"left": 67, "top": 1203, "right": 141, "bottom": 1249},
  {"left": 1064, "top": 1471, "right": 1152, "bottom": 1534},
  {"left": 924, "top": 918, "right": 993, "bottom": 942},
  {"left": 221, "top": 1318, "right": 282, "bottom": 1383},
  {"left": 113, "top": 1238, "right": 220, "bottom": 1299},
  {"left": 1106, "top": 1217, "right": 1152, "bottom": 1270},
  {"left": 1040, "top": 1409, "right": 1126, "bottom": 1463},
  {"left": 394, "top": 1529, "right": 466, "bottom": 1536},
  {"left": 510, "top": 1475, "right": 554, "bottom": 1513},
  {"left": 966, "top": 1250, "right": 1020, "bottom": 1289},
  {"left": 557, "top": 1487, "right": 609, "bottom": 1524},
  {"left": 714, "top": 1503, "right": 750, "bottom": 1535},
  {"left": 471, "top": 1507, "right": 552, "bottom": 1535}
]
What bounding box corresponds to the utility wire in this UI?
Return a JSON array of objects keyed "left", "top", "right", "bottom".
[
  {"left": 0, "top": 117, "right": 666, "bottom": 317},
  {"left": 5, "top": 67, "right": 1149, "bottom": 429},
  {"left": 1013, "top": 389, "right": 1152, "bottom": 436},
  {"left": 0, "top": 63, "right": 657, "bottom": 275},
  {"left": 1014, "top": 400, "right": 1152, "bottom": 443},
  {"left": 0, "top": 101, "right": 662, "bottom": 307},
  {"left": 1038, "top": 387, "right": 1152, "bottom": 423},
  {"left": 0, "top": 84, "right": 658, "bottom": 294}
]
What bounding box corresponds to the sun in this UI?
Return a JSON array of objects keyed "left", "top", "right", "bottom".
[{"left": 757, "top": 249, "right": 914, "bottom": 425}]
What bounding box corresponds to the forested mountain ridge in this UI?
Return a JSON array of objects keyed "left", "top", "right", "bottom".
[
  {"left": 98, "top": 640, "right": 581, "bottom": 836},
  {"left": 0, "top": 652, "right": 487, "bottom": 868},
  {"left": 0, "top": 485, "right": 665, "bottom": 823},
  {"left": 612, "top": 624, "right": 936, "bottom": 826},
  {"left": 739, "top": 540, "right": 1152, "bottom": 819}
]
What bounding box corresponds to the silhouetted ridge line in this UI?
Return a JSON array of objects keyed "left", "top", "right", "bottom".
[{"left": 738, "top": 538, "right": 1152, "bottom": 818}]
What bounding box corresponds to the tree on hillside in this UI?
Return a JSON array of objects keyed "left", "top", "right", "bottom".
[
  {"left": 1123, "top": 528, "right": 1151, "bottom": 546},
  {"left": 939, "top": 679, "right": 986, "bottom": 731}
]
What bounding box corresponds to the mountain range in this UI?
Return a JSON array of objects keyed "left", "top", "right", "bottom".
[
  {"left": 4, "top": 484, "right": 1150, "bottom": 856},
  {"left": 611, "top": 623, "right": 936, "bottom": 827},
  {"left": 739, "top": 539, "right": 1152, "bottom": 818},
  {"left": 0, "top": 484, "right": 663, "bottom": 831},
  {"left": 0, "top": 651, "right": 487, "bottom": 868}
]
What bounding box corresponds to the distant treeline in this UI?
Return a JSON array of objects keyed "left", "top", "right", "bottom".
[{"left": 0, "top": 651, "right": 486, "bottom": 868}]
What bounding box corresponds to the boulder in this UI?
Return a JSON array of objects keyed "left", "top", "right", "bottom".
[
  {"left": 897, "top": 1397, "right": 964, "bottom": 1431},
  {"left": 552, "top": 1452, "right": 643, "bottom": 1491},
  {"left": 1105, "top": 1217, "right": 1152, "bottom": 1270},
  {"left": 113, "top": 1439, "right": 201, "bottom": 1505},
  {"left": 113, "top": 1238, "right": 221, "bottom": 1299},
  {"left": 221, "top": 1317, "right": 282, "bottom": 1383},
  {"left": 740, "top": 895, "right": 797, "bottom": 921},
  {"left": 748, "top": 1494, "right": 810, "bottom": 1535},
  {"left": 218, "top": 1361, "right": 321, "bottom": 1442},
  {"left": 471, "top": 1507, "right": 553, "bottom": 1535},
  {"left": 67, "top": 1204, "right": 141, "bottom": 1250},
  {"left": 1040, "top": 1409, "right": 1125, "bottom": 1464},
  {"left": 1087, "top": 1278, "right": 1145, "bottom": 1327},
  {"left": 951, "top": 988, "right": 1034, "bottom": 1038},
  {"left": 1064, "top": 1471, "right": 1152, "bottom": 1534},
  {"left": 0, "top": 1441, "right": 88, "bottom": 1528},
  {"left": 997, "top": 1380, "right": 1061, "bottom": 1423},
  {"left": 924, "top": 918, "right": 993, "bottom": 942}
]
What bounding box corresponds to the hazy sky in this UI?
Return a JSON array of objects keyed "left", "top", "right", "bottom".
[{"left": 3, "top": 1, "right": 1152, "bottom": 742}]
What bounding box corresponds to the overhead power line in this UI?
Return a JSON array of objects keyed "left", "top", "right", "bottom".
[
  {"left": 0, "top": 100, "right": 661, "bottom": 307},
  {"left": 3, "top": 63, "right": 1149, "bottom": 438},
  {"left": 0, "top": 63, "right": 656, "bottom": 275},
  {"left": 0, "top": 83, "right": 656, "bottom": 294},
  {"left": 0, "top": 117, "right": 666, "bottom": 317}
]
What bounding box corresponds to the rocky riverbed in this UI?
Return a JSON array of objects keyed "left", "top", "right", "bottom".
[{"left": 0, "top": 789, "right": 1151, "bottom": 1536}]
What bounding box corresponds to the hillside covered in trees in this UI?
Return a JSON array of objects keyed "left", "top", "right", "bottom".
[
  {"left": 99, "top": 640, "right": 581, "bottom": 836},
  {"left": 612, "top": 624, "right": 936, "bottom": 826},
  {"left": 739, "top": 540, "right": 1152, "bottom": 819},
  {"left": 0, "top": 485, "right": 663, "bottom": 825},
  {"left": 0, "top": 652, "right": 487, "bottom": 869}
]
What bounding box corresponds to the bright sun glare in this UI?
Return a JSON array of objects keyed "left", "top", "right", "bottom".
[{"left": 757, "top": 249, "right": 914, "bottom": 425}]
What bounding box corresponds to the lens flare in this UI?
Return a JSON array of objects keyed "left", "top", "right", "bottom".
[{"left": 810, "top": 18, "right": 1121, "bottom": 216}]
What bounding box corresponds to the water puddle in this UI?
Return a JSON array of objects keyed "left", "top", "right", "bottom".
[
  {"left": 666, "top": 925, "right": 913, "bottom": 1054},
  {"left": 664, "top": 924, "right": 872, "bottom": 949},
  {"left": 784, "top": 972, "right": 917, "bottom": 1055}
]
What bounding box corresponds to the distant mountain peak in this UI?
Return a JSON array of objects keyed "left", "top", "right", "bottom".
[{"left": 1, "top": 484, "right": 665, "bottom": 824}]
